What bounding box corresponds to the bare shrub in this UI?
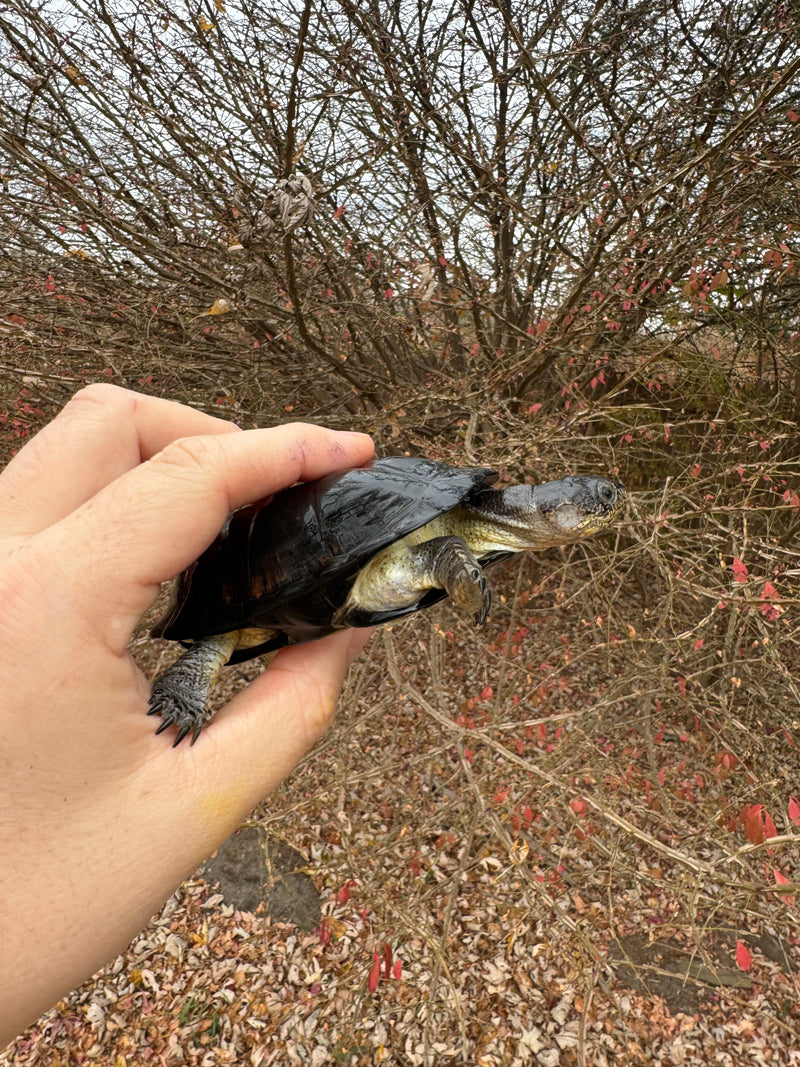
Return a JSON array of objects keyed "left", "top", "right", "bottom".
[{"left": 1, "top": 0, "right": 798, "bottom": 413}]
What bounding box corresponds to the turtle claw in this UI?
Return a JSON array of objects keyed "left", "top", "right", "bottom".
[
  {"left": 160, "top": 721, "right": 191, "bottom": 748},
  {"left": 474, "top": 579, "right": 491, "bottom": 627},
  {"left": 175, "top": 726, "right": 191, "bottom": 747}
]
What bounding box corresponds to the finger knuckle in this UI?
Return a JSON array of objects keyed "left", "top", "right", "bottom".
[
  {"left": 67, "top": 382, "right": 135, "bottom": 416},
  {"left": 280, "top": 424, "right": 312, "bottom": 463},
  {"left": 281, "top": 420, "right": 311, "bottom": 436},
  {"left": 156, "top": 434, "right": 218, "bottom": 473}
]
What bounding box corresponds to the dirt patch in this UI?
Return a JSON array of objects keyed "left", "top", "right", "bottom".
[{"left": 201, "top": 826, "right": 321, "bottom": 932}]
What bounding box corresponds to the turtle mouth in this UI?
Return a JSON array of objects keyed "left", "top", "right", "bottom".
[{"left": 577, "top": 511, "right": 621, "bottom": 534}]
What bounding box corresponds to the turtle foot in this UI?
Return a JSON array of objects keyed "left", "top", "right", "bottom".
[
  {"left": 148, "top": 634, "right": 236, "bottom": 746},
  {"left": 447, "top": 552, "right": 491, "bottom": 626},
  {"left": 148, "top": 683, "right": 209, "bottom": 746},
  {"left": 407, "top": 535, "right": 492, "bottom": 628}
]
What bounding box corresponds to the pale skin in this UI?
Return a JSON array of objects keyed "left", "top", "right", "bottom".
[{"left": 0, "top": 384, "right": 375, "bottom": 1048}]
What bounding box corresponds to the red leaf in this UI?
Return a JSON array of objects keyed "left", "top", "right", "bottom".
[
  {"left": 788, "top": 109, "right": 799, "bottom": 122},
  {"left": 736, "top": 941, "right": 752, "bottom": 971},
  {"left": 783, "top": 489, "right": 800, "bottom": 511},
  {"left": 392, "top": 959, "right": 403, "bottom": 980},
  {"left": 318, "top": 919, "right": 331, "bottom": 946},
  {"left": 336, "top": 880, "right": 355, "bottom": 905},
  {"left": 764, "top": 811, "right": 778, "bottom": 840},
  {"left": 569, "top": 797, "right": 586, "bottom": 816},
  {"left": 773, "top": 868, "right": 790, "bottom": 886},
  {"left": 788, "top": 797, "right": 800, "bottom": 825},
  {"left": 743, "top": 804, "right": 765, "bottom": 845},
  {"left": 731, "top": 557, "right": 749, "bottom": 583},
  {"left": 764, "top": 249, "right": 783, "bottom": 268},
  {"left": 368, "top": 950, "right": 381, "bottom": 993}
]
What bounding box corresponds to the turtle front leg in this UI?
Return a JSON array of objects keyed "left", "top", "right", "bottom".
[
  {"left": 148, "top": 632, "right": 238, "bottom": 746},
  {"left": 408, "top": 536, "right": 491, "bottom": 624},
  {"left": 333, "top": 535, "right": 491, "bottom": 628}
]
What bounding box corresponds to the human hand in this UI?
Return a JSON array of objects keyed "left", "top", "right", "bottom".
[{"left": 0, "top": 385, "right": 374, "bottom": 1046}]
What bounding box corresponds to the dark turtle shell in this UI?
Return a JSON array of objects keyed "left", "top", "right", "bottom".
[{"left": 152, "top": 456, "right": 497, "bottom": 663}]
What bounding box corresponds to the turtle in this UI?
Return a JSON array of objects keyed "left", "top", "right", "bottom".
[{"left": 149, "top": 457, "right": 625, "bottom": 744}]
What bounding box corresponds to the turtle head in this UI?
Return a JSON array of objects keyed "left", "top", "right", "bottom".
[
  {"left": 529, "top": 475, "right": 626, "bottom": 540},
  {"left": 468, "top": 474, "right": 625, "bottom": 551}
]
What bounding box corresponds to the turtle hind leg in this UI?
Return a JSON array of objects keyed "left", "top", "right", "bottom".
[
  {"left": 408, "top": 536, "right": 491, "bottom": 624},
  {"left": 148, "top": 632, "right": 238, "bottom": 746}
]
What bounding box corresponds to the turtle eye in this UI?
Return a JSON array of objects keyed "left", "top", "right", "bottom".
[{"left": 597, "top": 481, "right": 617, "bottom": 504}]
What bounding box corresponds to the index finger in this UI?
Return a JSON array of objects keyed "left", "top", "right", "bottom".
[
  {"left": 0, "top": 384, "right": 240, "bottom": 537},
  {"left": 46, "top": 421, "right": 375, "bottom": 641}
]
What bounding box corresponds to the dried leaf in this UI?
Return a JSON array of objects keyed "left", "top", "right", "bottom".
[{"left": 202, "top": 298, "right": 232, "bottom": 316}]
